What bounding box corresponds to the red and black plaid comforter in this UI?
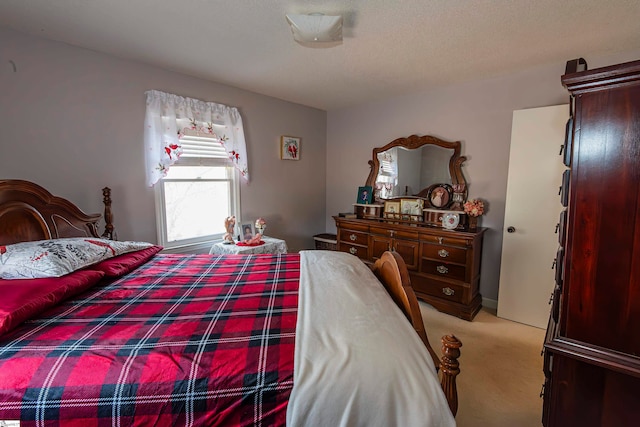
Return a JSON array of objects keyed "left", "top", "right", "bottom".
[{"left": 0, "top": 253, "right": 300, "bottom": 426}]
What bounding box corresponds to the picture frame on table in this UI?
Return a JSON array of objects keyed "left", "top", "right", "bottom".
[
  {"left": 239, "top": 223, "right": 255, "bottom": 241},
  {"left": 281, "top": 136, "right": 301, "bottom": 160},
  {"left": 356, "top": 186, "right": 373, "bottom": 204}
]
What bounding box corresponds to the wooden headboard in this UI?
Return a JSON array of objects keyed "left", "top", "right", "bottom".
[{"left": 0, "top": 180, "right": 111, "bottom": 245}]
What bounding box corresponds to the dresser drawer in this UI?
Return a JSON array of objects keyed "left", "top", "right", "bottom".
[
  {"left": 338, "top": 243, "right": 369, "bottom": 260},
  {"left": 422, "top": 242, "right": 467, "bottom": 264},
  {"left": 370, "top": 226, "right": 417, "bottom": 241},
  {"left": 337, "top": 221, "right": 369, "bottom": 232},
  {"left": 421, "top": 259, "right": 466, "bottom": 281},
  {"left": 339, "top": 229, "right": 369, "bottom": 246},
  {"left": 413, "top": 277, "right": 465, "bottom": 303},
  {"left": 419, "top": 233, "right": 469, "bottom": 248}
]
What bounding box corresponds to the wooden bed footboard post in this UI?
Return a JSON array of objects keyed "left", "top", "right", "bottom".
[
  {"left": 373, "top": 251, "right": 462, "bottom": 418},
  {"left": 101, "top": 187, "right": 116, "bottom": 240},
  {"left": 439, "top": 334, "right": 462, "bottom": 416}
]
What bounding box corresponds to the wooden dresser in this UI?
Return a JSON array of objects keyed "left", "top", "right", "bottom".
[
  {"left": 542, "top": 59, "right": 640, "bottom": 426},
  {"left": 334, "top": 216, "right": 485, "bottom": 320}
]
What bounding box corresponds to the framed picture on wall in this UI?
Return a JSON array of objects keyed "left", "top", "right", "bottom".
[{"left": 281, "top": 136, "right": 300, "bottom": 160}]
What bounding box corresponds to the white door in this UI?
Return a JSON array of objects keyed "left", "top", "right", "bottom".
[{"left": 497, "top": 105, "right": 568, "bottom": 329}]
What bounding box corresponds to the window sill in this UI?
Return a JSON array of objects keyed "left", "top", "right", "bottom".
[{"left": 160, "top": 240, "right": 217, "bottom": 254}]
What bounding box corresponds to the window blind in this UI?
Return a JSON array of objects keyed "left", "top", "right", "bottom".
[{"left": 179, "top": 134, "right": 227, "bottom": 159}]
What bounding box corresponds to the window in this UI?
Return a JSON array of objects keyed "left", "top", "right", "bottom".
[{"left": 155, "top": 131, "right": 240, "bottom": 252}]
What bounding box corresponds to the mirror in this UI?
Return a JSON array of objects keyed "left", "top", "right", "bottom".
[{"left": 365, "top": 135, "right": 467, "bottom": 208}]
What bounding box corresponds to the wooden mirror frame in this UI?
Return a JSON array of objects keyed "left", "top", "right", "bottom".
[{"left": 365, "top": 134, "right": 468, "bottom": 203}]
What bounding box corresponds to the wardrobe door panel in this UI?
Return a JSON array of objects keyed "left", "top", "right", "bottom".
[{"left": 564, "top": 84, "right": 640, "bottom": 356}]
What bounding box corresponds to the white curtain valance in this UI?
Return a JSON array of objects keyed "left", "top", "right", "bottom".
[{"left": 144, "top": 90, "right": 249, "bottom": 186}]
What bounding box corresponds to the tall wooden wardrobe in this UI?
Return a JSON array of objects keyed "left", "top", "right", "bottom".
[{"left": 542, "top": 59, "right": 640, "bottom": 426}]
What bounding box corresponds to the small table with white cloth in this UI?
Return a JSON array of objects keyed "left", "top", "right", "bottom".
[{"left": 208, "top": 236, "right": 288, "bottom": 255}]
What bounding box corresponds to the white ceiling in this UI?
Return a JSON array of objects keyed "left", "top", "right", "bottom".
[{"left": 1, "top": 0, "right": 639, "bottom": 111}]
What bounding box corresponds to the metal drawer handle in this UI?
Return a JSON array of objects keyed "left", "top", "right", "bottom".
[
  {"left": 442, "top": 287, "right": 455, "bottom": 296},
  {"left": 436, "top": 265, "right": 449, "bottom": 274},
  {"left": 349, "top": 234, "right": 357, "bottom": 241},
  {"left": 349, "top": 247, "right": 357, "bottom": 255},
  {"left": 438, "top": 249, "right": 449, "bottom": 258}
]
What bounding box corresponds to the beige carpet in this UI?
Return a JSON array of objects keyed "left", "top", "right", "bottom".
[{"left": 420, "top": 303, "right": 546, "bottom": 427}]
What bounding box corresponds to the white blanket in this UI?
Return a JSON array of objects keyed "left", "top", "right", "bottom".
[{"left": 287, "top": 250, "right": 456, "bottom": 427}]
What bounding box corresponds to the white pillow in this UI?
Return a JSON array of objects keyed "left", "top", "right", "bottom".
[{"left": 0, "top": 238, "right": 154, "bottom": 279}]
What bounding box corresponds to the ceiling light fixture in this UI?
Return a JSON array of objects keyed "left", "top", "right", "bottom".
[{"left": 285, "top": 13, "right": 343, "bottom": 47}]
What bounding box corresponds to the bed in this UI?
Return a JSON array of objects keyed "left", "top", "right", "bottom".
[{"left": 0, "top": 179, "right": 462, "bottom": 426}]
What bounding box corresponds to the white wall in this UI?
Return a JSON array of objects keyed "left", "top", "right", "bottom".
[
  {"left": 326, "top": 49, "right": 640, "bottom": 302},
  {"left": 0, "top": 28, "right": 327, "bottom": 252}
]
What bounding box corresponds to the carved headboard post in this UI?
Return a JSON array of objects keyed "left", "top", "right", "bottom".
[{"left": 101, "top": 187, "right": 116, "bottom": 240}]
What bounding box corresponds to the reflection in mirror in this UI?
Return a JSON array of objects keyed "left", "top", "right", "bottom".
[
  {"left": 375, "top": 145, "right": 454, "bottom": 198},
  {"left": 366, "top": 135, "right": 467, "bottom": 206},
  {"left": 419, "top": 145, "right": 454, "bottom": 188}
]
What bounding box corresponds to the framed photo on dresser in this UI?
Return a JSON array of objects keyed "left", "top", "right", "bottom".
[
  {"left": 356, "top": 186, "right": 373, "bottom": 204},
  {"left": 427, "top": 183, "right": 453, "bottom": 209},
  {"left": 400, "top": 198, "right": 424, "bottom": 220},
  {"left": 384, "top": 200, "right": 401, "bottom": 219}
]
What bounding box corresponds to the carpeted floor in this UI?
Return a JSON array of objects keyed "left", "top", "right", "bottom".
[{"left": 420, "top": 303, "right": 546, "bottom": 427}]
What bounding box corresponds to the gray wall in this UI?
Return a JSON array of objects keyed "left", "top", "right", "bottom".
[
  {"left": 3, "top": 26, "right": 639, "bottom": 304},
  {"left": 0, "top": 28, "right": 327, "bottom": 252},
  {"left": 326, "top": 49, "right": 640, "bottom": 304}
]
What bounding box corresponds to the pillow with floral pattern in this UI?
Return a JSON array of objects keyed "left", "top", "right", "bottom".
[{"left": 0, "top": 238, "right": 154, "bottom": 279}]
